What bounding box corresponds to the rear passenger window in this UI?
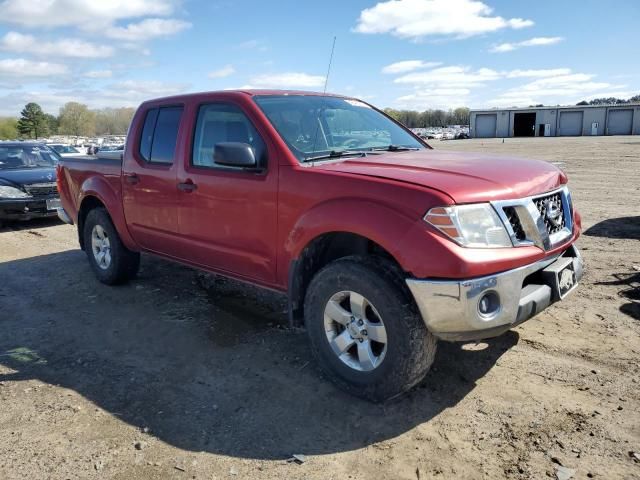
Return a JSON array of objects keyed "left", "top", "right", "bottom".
[
  {"left": 139, "top": 109, "right": 158, "bottom": 161},
  {"left": 191, "top": 103, "right": 266, "bottom": 169},
  {"left": 138, "top": 106, "right": 183, "bottom": 164}
]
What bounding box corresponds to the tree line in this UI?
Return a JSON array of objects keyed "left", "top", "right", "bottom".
[
  {"left": 576, "top": 94, "right": 640, "bottom": 106},
  {"left": 383, "top": 107, "right": 470, "bottom": 128},
  {"left": 0, "top": 102, "right": 135, "bottom": 140}
]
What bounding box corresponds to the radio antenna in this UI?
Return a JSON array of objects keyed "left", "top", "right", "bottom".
[
  {"left": 309, "top": 36, "right": 337, "bottom": 162},
  {"left": 323, "top": 36, "right": 337, "bottom": 93}
]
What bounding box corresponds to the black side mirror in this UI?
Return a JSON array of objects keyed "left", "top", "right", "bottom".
[{"left": 214, "top": 142, "right": 257, "bottom": 168}]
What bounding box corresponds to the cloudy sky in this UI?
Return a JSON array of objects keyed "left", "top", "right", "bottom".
[{"left": 0, "top": 0, "right": 638, "bottom": 115}]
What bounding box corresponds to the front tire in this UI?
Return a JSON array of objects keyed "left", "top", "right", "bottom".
[
  {"left": 304, "top": 256, "right": 437, "bottom": 402},
  {"left": 83, "top": 207, "right": 140, "bottom": 285}
]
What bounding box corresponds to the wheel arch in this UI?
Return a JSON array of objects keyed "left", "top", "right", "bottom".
[
  {"left": 77, "top": 195, "right": 105, "bottom": 250},
  {"left": 76, "top": 191, "right": 138, "bottom": 252},
  {"left": 287, "top": 231, "right": 407, "bottom": 327}
]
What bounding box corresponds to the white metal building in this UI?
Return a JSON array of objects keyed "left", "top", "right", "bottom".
[{"left": 469, "top": 104, "right": 640, "bottom": 138}]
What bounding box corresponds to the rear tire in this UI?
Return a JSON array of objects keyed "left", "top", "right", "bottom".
[
  {"left": 83, "top": 207, "right": 140, "bottom": 285},
  {"left": 304, "top": 256, "right": 437, "bottom": 402}
]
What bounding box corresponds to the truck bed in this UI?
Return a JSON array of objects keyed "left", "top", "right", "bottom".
[
  {"left": 60, "top": 154, "right": 122, "bottom": 164},
  {"left": 57, "top": 156, "right": 123, "bottom": 225}
]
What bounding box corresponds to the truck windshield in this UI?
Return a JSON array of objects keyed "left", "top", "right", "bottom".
[
  {"left": 0, "top": 145, "right": 59, "bottom": 169},
  {"left": 254, "top": 95, "right": 424, "bottom": 162}
]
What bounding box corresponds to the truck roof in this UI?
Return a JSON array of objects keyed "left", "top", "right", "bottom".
[{"left": 139, "top": 89, "right": 350, "bottom": 106}]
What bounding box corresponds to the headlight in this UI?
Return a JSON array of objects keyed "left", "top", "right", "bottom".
[
  {"left": 424, "top": 204, "right": 512, "bottom": 248},
  {"left": 0, "top": 185, "right": 31, "bottom": 199}
]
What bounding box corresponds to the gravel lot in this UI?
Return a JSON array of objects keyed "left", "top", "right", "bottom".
[{"left": 0, "top": 136, "right": 638, "bottom": 479}]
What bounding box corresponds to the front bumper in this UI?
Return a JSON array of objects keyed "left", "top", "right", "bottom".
[
  {"left": 0, "top": 197, "right": 59, "bottom": 221},
  {"left": 406, "top": 245, "right": 583, "bottom": 341}
]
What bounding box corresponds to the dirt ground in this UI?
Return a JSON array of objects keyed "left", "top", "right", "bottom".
[{"left": 0, "top": 136, "right": 638, "bottom": 480}]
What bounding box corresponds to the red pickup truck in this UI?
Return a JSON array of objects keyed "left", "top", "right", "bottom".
[{"left": 57, "top": 90, "right": 583, "bottom": 401}]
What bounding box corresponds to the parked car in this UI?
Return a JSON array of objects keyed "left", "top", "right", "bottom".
[
  {"left": 0, "top": 142, "right": 61, "bottom": 228},
  {"left": 47, "top": 143, "right": 86, "bottom": 158},
  {"left": 56, "top": 90, "right": 583, "bottom": 401},
  {"left": 95, "top": 144, "right": 125, "bottom": 161}
]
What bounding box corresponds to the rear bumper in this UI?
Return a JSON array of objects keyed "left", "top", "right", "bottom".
[
  {"left": 406, "top": 245, "right": 583, "bottom": 341},
  {"left": 0, "top": 197, "right": 59, "bottom": 221}
]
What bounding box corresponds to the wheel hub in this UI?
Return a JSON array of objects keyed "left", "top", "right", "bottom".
[
  {"left": 91, "top": 225, "right": 112, "bottom": 270},
  {"left": 347, "top": 318, "right": 368, "bottom": 341},
  {"left": 323, "top": 290, "right": 388, "bottom": 372}
]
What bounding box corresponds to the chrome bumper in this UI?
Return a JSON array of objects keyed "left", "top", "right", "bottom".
[
  {"left": 406, "top": 245, "right": 583, "bottom": 341},
  {"left": 56, "top": 207, "right": 73, "bottom": 225}
]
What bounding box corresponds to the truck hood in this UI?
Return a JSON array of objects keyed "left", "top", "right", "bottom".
[
  {"left": 0, "top": 167, "right": 57, "bottom": 187},
  {"left": 313, "top": 150, "right": 566, "bottom": 203}
]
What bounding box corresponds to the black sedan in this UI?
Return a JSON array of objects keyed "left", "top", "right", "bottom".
[{"left": 0, "top": 142, "right": 62, "bottom": 228}]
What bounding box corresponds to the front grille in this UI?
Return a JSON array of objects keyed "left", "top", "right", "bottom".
[
  {"left": 533, "top": 192, "right": 565, "bottom": 235},
  {"left": 503, "top": 206, "right": 526, "bottom": 241},
  {"left": 24, "top": 183, "right": 58, "bottom": 197}
]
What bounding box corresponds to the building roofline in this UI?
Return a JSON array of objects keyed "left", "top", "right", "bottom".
[{"left": 470, "top": 103, "right": 640, "bottom": 114}]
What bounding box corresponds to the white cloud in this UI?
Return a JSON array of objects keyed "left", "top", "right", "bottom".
[
  {"left": 106, "top": 18, "right": 191, "bottom": 41},
  {"left": 0, "top": 31, "right": 114, "bottom": 58},
  {"left": 388, "top": 64, "right": 616, "bottom": 109},
  {"left": 208, "top": 65, "right": 235, "bottom": 79},
  {"left": 83, "top": 70, "right": 113, "bottom": 79},
  {"left": 354, "top": 0, "right": 533, "bottom": 40},
  {"left": 395, "top": 66, "right": 502, "bottom": 87},
  {"left": 108, "top": 80, "right": 188, "bottom": 98},
  {"left": 248, "top": 72, "right": 326, "bottom": 89},
  {"left": 490, "top": 36, "right": 563, "bottom": 53},
  {"left": 0, "top": 58, "right": 68, "bottom": 77},
  {"left": 381, "top": 60, "right": 442, "bottom": 74},
  {"left": 0, "top": 0, "right": 179, "bottom": 28},
  {"left": 0, "top": 79, "right": 192, "bottom": 115},
  {"left": 119, "top": 43, "right": 152, "bottom": 56},
  {"left": 506, "top": 68, "right": 572, "bottom": 78},
  {"left": 397, "top": 88, "right": 471, "bottom": 109},
  {"left": 236, "top": 39, "right": 269, "bottom": 51},
  {"left": 487, "top": 71, "right": 628, "bottom": 107}
]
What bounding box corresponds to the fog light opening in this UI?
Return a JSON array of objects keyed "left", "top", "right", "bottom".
[{"left": 478, "top": 291, "right": 500, "bottom": 318}]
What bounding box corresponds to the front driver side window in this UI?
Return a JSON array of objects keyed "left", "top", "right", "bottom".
[{"left": 191, "top": 103, "right": 266, "bottom": 169}]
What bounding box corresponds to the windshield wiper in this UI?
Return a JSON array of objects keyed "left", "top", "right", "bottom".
[
  {"left": 369, "top": 145, "right": 420, "bottom": 152},
  {"left": 302, "top": 150, "right": 367, "bottom": 163}
]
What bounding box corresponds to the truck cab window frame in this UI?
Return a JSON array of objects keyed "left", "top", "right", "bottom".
[
  {"left": 138, "top": 106, "right": 184, "bottom": 166},
  {"left": 190, "top": 102, "right": 267, "bottom": 171}
]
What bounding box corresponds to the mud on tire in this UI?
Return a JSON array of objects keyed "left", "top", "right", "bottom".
[{"left": 304, "top": 255, "right": 437, "bottom": 402}]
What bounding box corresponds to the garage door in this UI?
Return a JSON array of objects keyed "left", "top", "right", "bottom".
[
  {"left": 559, "top": 111, "right": 583, "bottom": 136},
  {"left": 607, "top": 109, "right": 633, "bottom": 135},
  {"left": 475, "top": 114, "right": 497, "bottom": 138}
]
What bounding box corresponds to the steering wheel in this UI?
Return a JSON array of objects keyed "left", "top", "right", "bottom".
[{"left": 342, "top": 138, "right": 366, "bottom": 149}]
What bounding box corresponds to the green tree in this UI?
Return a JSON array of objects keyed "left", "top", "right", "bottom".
[
  {"left": 44, "top": 113, "right": 59, "bottom": 136},
  {"left": 59, "top": 102, "right": 95, "bottom": 137},
  {"left": 383, "top": 108, "right": 402, "bottom": 122},
  {"left": 16, "top": 102, "right": 49, "bottom": 139},
  {"left": 0, "top": 117, "right": 18, "bottom": 140},
  {"left": 452, "top": 107, "right": 470, "bottom": 126},
  {"left": 94, "top": 107, "right": 135, "bottom": 135}
]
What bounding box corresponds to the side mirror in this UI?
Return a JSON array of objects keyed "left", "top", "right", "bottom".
[{"left": 213, "top": 142, "right": 257, "bottom": 168}]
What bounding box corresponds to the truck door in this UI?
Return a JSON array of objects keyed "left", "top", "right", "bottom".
[
  {"left": 122, "top": 105, "right": 184, "bottom": 255},
  {"left": 176, "top": 101, "right": 278, "bottom": 284}
]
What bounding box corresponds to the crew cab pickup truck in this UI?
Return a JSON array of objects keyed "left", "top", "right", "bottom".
[{"left": 57, "top": 90, "right": 583, "bottom": 401}]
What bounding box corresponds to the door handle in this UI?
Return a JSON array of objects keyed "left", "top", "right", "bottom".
[
  {"left": 124, "top": 173, "right": 139, "bottom": 185},
  {"left": 177, "top": 180, "right": 197, "bottom": 193}
]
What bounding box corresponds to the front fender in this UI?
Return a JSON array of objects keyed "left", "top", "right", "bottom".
[
  {"left": 79, "top": 176, "right": 138, "bottom": 251},
  {"left": 284, "top": 198, "right": 418, "bottom": 274}
]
